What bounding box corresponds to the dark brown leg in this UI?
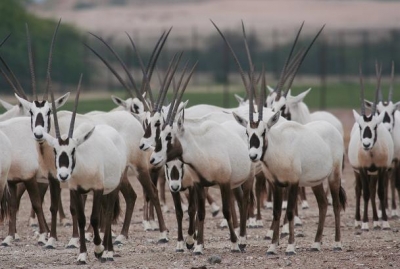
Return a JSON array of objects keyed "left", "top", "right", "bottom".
[
  {"left": 2, "top": 181, "right": 17, "bottom": 246},
  {"left": 92, "top": 190, "right": 104, "bottom": 259},
  {"left": 193, "top": 184, "right": 206, "bottom": 255},
  {"left": 72, "top": 190, "right": 87, "bottom": 264},
  {"left": 310, "top": 184, "right": 328, "bottom": 251},
  {"left": 267, "top": 184, "right": 282, "bottom": 255},
  {"left": 186, "top": 187, "right": 196, "bottom": 250},
  {"left": 378, "top": 169, "right": 390, "bottom": 230},
  {"left": 361, "top": 169, "right": 370, "bottom": 231},
  {"left": 101, "top": 188, "right": 119, "bottom": 262},
  {"left": 255, "top": 172, "right": 265, "bottom": 223},
  {"left": 66, "top": 191, "right": 80, "bottom": 249},
  {"left": 369, "top": 174, "right": 379, "bottom": 228},
  {"left": 171, "top": 191, "right": 184, "bottom": 252},
  {"left": 231, "top": 190, "right": 239, "bottom": 229},
  {"left": 45, "top": 175, "right": 61, "bottom": 248},
  {"left": 285, "top": 183, "right": 299, "bottom": 254},
  {"left": 354, "top": 171, "right": 362, "bottom": 227},
  {"left": 116, "top": 171, "right": 137, "bottom": 243}
]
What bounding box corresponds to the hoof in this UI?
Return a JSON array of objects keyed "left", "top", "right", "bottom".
[
  {"left": 310, "top": 248, "right": 320, "bottom": 252},
  {"left": 107, "top": 257, "right": 114, "bottom": 262},
  {"left": 158, "top": 238, "right": 168, "bottom": 243},
  {"left": 296, "top": 232, "right": 305, "bottom": 238},
  {"left": 76, "top": 260, "right": 87, "bottom": 265},
  {"left": 176, "top": 249, "right": 184, "bottom": 253},
  {"left": 101, "top": 258, "right": 107, "bottom": 263},
  {"left": 38, "top": 241, "right": 45, "bottom": 246},
  {"left": 193, "top": 251, "right": 203, "bottom": 255},
  {"left": 266, "top": 251, "right": 277, "bottom": 256},
  {"left": 285, "top": 251, "right": 296, "bottom": 256},
  {"left": 66, "top": 245, "right": 77, "bottom": 249},
  {"left": 231, "top": 249, "right": 241, "bottom": 253},
  {"left": 239, "top": 244, "right": 246, "bottom": 251},
  {"left": 0, "top": 242, "right": 10, "bottom": 247},
  {"left": 186, "top": 243, "right": 194, "bottom": 250},
  {"left": 333, "top": 247, "right": 342, "bottom": 251},
  {"left": 383, "top": 227, "right": 391, "bottom": 231},
  {"left": 373, "top": 226, "right": 381, "bottom": 231},
  {"left": 45, "top": 245, "right": 55, "bottom": 249}
]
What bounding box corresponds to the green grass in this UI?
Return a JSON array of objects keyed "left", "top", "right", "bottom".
[{"left": 0, "top": 81, "right": 396, "bottom": 114}]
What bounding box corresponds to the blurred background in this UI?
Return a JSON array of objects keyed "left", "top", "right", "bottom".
[{"left": 1, "top": 0, "right": 400, "bottom": 111}]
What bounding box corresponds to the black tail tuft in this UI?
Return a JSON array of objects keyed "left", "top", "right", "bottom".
[
  {"left": 112, "top": 194, "right": 121, "bottom": 224},
  {"left": 339, "top": 185, "right": 347, "bottom": 211},
  {"left": 0, "top": 183, "right": 10, "bottom": 222}
]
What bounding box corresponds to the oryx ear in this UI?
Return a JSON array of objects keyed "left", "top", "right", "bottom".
[
  {"left": 53, "top": 92, "right": 70, "bottom": 109},
  {"left": 267, "top": 85, "right": 275, "bottom": 93},
  {"left": 364, "top": 99, "right": 373, "bottom": 110},
  {"left": 232, "top": 112, "right": 248, "bottom": 127},
  {"left": 394, "top": 101, "right": 400, "bottom": 111},
  {"left": 43, "top": 132, "right": 57, "bottom": 148},
  {"left": 14, "top": 93, "right": 31, "bottom": 111},
  {"left": 111, "top": 95, "right": 128, "bottom": 109},
  {"left": 177, "top": 109, "right": 185, "bottom": 132},
  {"left": 0, "top": 98, "right": 14, "bottom": 111},
  {"left": 76, "top": 127, "right": 95, "bottom": 147},
  {"left": 267, "top": 111, "right": 281, "bottom": 129},
  {"left": 287, "top": 88, "right": 311, "bottom": 104},
  {"left": 352, "top": 109, "right": 361, "bottom": 122},
  {"left": 376, "top": 111, "right": 385, "bottom": 124},
  {"left": 177, "top": 100, "right": 189, "bottom": 114},
  {"left": 234, "top": 94, "right": 244, "bottom": 105},
  {"left": 142, "top": 92, "right": 147, "bottom": 99}
]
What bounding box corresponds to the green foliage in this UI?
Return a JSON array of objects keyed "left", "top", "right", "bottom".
[{"left": 0, "top": 0, "right": 90, "bottom": 95}]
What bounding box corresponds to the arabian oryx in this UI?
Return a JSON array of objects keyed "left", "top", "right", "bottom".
[
  {"left": 348, "top": 64, "right": 394, "bottom": 231},
  {"left": 364, "top": 61, "right": 400, "bottom": 219},
  {"left": 40, "top": 76, "right": 127, "bottom": 264},
  {"left": 149, "top": 59, "right": 255, "bottom": 255}
]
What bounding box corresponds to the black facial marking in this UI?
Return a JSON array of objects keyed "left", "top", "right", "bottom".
[
  {"left": 383, "top": 112, "right": 391, "bottom": 124},
  {"left": 249, "top": 133, "right": 260, "bottom": 148},
  {"left": 170, "top": 166, "right": 180, "bottom": 181},
  {"left": 34, "top": 100, "right": 46, "bottom": 108},
  {"left": 58, "top": 138, "right": 70, "bottom": 146},
  {"left": 143, "top": 122, "right": 153, "bottom": 138},
  {"left": 35, "top": 113, "right": 44, "bottom": 127},
  {"left": 363, "top": 126, "right": 372, "bottom": 139},
  {"left": 133, "top": 104, "right": 139, "bottom": 113},
  {"left": 59, "top": 152, "right": 70, "bottom": 168},
  {"left": 71, "top": 148, "right": 76, "bottom": 171}
]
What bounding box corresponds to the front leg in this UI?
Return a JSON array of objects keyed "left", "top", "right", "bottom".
[
  {"left": 71, "top": 190, "right": 87, "bottom": 264},
  {"left": 186, "top": 187, "right": 196, "bottom": 250},
  {"left": 45, "top": 175, "right": 61, "bottom": 249},
  {"left": 378, "top": 169, "right": 390, "bottom": 230},
  {"left": 171, "top": 191, "right": 184, "bottom": 252},
  {"left": 219, "top": 183, "right": 240, "bottom": 253},
  {"left": 267, "top": 184, "right": 282, "bottom": 255},
  {"left": 193, "top": 184, "right": 206, "bottom": 255}
]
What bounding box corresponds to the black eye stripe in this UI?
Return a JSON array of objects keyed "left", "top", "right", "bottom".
[
  {"left": 58, "top": 152, "right": 70, "bottom": 168},
  {"left": 249, "top": 133, "right": 260, "bottom": 148}
]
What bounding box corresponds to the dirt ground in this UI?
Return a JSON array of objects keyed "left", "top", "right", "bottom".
[{"left": 1, "top": 109, "right": 400, "bottom": 269}]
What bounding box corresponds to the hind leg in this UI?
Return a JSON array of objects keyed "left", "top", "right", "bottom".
[
  {"left": 310, "top": 184, "right": 328, "bottom": 252},
  {"left": 267, "top": 184, "right": 283, "bottom": 255},
  {"left": 378, "top": 169, "right": 390, "bottom": 230},
  {"left": 329, "top": 167, "right": 346, "bottom": 250},
  {"left": 285, "top": 183, "right": 299, "bottom": 255},
  {"left": 101, "top": 188, "right": 119, "bottom": 262},
  {"left": 354, "top": 171, "right": 362, "bottom": 228}
]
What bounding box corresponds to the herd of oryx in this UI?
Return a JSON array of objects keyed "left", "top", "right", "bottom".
[{"left": 0, "top": 18, "right": 398, "bottom": 265}]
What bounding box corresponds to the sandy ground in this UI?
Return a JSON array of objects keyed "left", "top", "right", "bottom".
[
  {"left": 1, "top": 109, "right": 400, "bottom": 268},
  {"left": 29, "top": 0, "right": 400, "bottom": 41}
]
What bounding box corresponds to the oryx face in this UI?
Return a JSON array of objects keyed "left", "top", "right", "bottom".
[
  {"left": 149, "top": 125, "right": 174, "bottom": 167},
  {"left": 52, "top": 137, "right": 77, "bottom": 182},
  {"left": 15, "top": 93, "right": 70, "bottom": 142},
  {"left": 374, "top": 101, "right": 400, "bottom": 133},
  {"left": 246, "top": 121, "right": 267, "bottom": 162},
  {"left": 353, "top": 110, "right": 385, "bottom": 151},
  {"left": 270, "top": 95, "right": 290, "bottom": 120},
  {"left": 131, "top": 97, "right": 145, "bottom": 114},
  {"left": 140, "top": 112, "right": 164, "bottom": 151},
  {"left": 165, "top": 159, "right": 184, "bottom": 192}
]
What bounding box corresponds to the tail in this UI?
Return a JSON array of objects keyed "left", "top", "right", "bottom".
[
  {"left": 112, "top": 193, "right": 121, "bottom": 224},
  {"left": 0, "top": 183, "right": 10, "bottom": 222},
  {"left": 339, "top": 185, "right": 347, "bottom": 211}
]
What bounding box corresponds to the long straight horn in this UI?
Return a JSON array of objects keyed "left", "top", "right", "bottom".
[
  {"left": 375, "top": 61, "right": 383, "bottom": 102},
  {"left": 44, "top": 19, "right": 61, "bottom": 101},
  {"left": 169, "top": 61, "right": 197, "bottom": 126},
  {"left": 275, "top": 21, "right": 304, "bottom": 99},
  {"left": 165, "top": 61, "right": 189, "bottom": 126},
  {"left": 372, "top": 62, "right": 382, "bottom": 115},
  {"left": 359, "top": 64, "right": 366, "bottom": 116},
  {"left": 0, "top": 33, "right": 11, "bottom": 48},
  {"left": 258, "top": 65, "right": 266, "bottom": 121},
  {"left": 49, "top": 76, "right": 60, "bottom": 139},
  {"left": 68, "top": 74, "right": 83, "bottom": 138},
  {"left": 211, "top": 19, "right": 250, "bottom": 97},
  {"left": 88, "top": 33, "right": 141, "bottom": 99},
  {"left": 284, "top": 24, "right": 325, "bottom": 96},
  {"left": 242, "top": 20, "right": 256, "bottom": 114},
  {"left": 0, "top": 55, "right": 28, "bottom": 100},
  {"left": 25, "top": 24, "right": 36, "bottom": 101},
  {"left": 389, "top": 61, "right": 395, "bottom": 102}
]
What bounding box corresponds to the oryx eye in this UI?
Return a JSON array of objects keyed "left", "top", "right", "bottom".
[
  {"left": 53, "top": 149, "right": 57, "bottom": 155},
  {"left": 166, "top": 133, "right": 172, "bottom": 141},
  {"left": 245, "top": 131, "right": 249, "bottom": 137},
  {"left": 165, "top": 163, "right": 169, "bottom": 169},
  {"left": 29, "top": 110, "right": 33, "bottom": 116},
  {"left": 47, "top": 110, "right": 51, "bottom": 116},
  {"left": 155, "top": 121, "right": 161, "bottom": 127},
  {"left": 262, "top": 130, "right": 266, "bottom": 136}
]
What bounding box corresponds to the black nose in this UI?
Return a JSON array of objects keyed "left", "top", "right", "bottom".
[
  {"left": 139, "top": 144, "right": 144, "bottom": 150},
  {"left": 250, "top": 154, "right": 257, "bottom": 161},
  {"left": 34, "top": 133, "right": 43, "bottom": 139},
  {"left": 59, "top": 175, "right": 68, "bottom": 181},
  {"left": 150, "top": 158, "right": 155, "bottom": 164},
  {"left": 171, "top": 185, "right": 180, "bottom": 192},
  {"left": 363, "top": 143, "right": 371, "bottom": 149}
]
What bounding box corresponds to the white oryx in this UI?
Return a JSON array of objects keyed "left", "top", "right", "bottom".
[
  {"left": 348, "top": 64, "right": 394, "bottom": 231},
  {"left": 149, "top": 61, "right": 255, "bottom": 255},
  {"left": 364, "top": 61, "right": 400, "bottom": 219},
  {"left": 42, "top": 79, "right": 127, "bottom": 264}
]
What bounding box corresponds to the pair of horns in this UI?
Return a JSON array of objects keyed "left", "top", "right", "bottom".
[
  {"left": 85, "top": 28, "right": 172, "bottom": 112},
  {"left": 51, "top": 74, "right": 83, "bottom": 139},
  {"left": 359, "top": 61, "right": 382, "bottom": 116},
  {"left": 377, "top": 61, "right": 395, "bottom": 103}
]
